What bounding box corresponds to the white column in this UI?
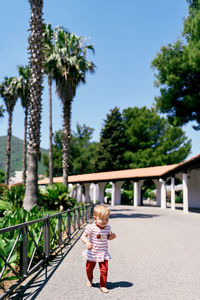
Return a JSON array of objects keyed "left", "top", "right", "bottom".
[
  {"left": 69, "top": 184, "right": 76, "bottom": 199},
  {"left": 183, "top": 173, "right": 189, "bottom": 213},
  {"left": 84, "top": 183, "right": 90, "bottom": 203},
  {"left": 154, "top": 180, "right": 161, "bottom": 207},
  {"left": 138, "top": 181, "right": 143, "bottom": 206},
  {"left": 133, "top": 181, "right": 139, "bottom": 207},
  {"left": 171, "top": 177, "right": 175, "bottom": 210},
  {"left": 115, "top": 181, "right": 123, "bottom": 205},
  {"left": 76, "top": 184, "right": 82, "bottom": 203},
  {"left": 131, "top": 181, "right": 134, "bottom": 206},
  {"left": 160, "top": 179, "right": 166, "bottom": 209},
  {"left": 98, "top": 182, "right": 106, "bottom": 204},
  {"left": 133, "top": 180, "right": 143, "bottom": 207},
  {"left": 92, "top": 183, "right": 99, "bottom": 204},
  {"left": 111, "top": 182, "right": 116, "bottom": 206}
]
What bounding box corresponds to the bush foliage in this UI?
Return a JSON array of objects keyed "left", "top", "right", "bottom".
[
  {"left": 0, "top": 206, "right": 46, "bottom": 284},
  {"left": 0, "top": 182, "right": 78, "bottom": 216},
  {"left": 39, "top": 183, "right": 78, "bottom": 210}
]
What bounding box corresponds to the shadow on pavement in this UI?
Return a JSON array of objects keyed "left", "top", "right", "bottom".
[
  {"left": 107, "top": 281, "right": 133, "bottom": 289},
  {"left": 110, "top": 213, "right": 159, "bottom": 219},
  {"left": 110, "top": 208, "right": 135, "bottom": 212},
  {"left": 9, "top": 231, "right": 84, "bottom": 300},
  {"left": 92, "top": 281, "right": 133, "bottom": 290}
]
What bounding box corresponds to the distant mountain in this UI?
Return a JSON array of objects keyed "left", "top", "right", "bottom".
[{"left": 0, "top": 136, "right": 48, "bottom": 176}]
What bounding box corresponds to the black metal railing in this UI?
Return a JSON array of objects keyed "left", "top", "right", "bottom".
[{"left": 0, "top": 203, "right": 94, "bottom": 296}]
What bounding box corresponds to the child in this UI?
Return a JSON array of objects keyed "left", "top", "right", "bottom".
[{"left": 81, "top": 204, "right": 116, "bottom": 293}]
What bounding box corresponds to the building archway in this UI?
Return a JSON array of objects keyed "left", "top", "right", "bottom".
[
  {"left": 141, "top": 179, "right": 157, "bottom": 206},
  {"left": 167, "top": 176, "right": 183, "bottom": 211},
  {"left": 104, "top": 182, "right": 112, "bottom": 204},
  {"left": 121, "top": 180, "right": 133, "bottom": 205}
]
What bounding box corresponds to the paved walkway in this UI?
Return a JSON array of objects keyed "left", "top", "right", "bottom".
[{"left": 12, "top": 206, "right": 200, "bottom": 300}]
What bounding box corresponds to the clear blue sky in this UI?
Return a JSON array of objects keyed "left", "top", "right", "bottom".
[{"left": 0, "top": 0, "right": 199, "bottom": 158}]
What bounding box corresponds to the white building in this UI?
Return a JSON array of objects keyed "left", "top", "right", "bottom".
[{"left": 38, "top": 154, "right": 200, "bottom": 213}]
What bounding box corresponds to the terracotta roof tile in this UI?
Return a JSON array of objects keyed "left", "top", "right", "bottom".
[
  {"left": 38, "top": 154, "right": 200, "bottom": 186},
  {"left": 38, "top": 164, "right": 178, "bottom": 185},
  {"left": 162, "top": 153, "right": 200, "bottom": 176}
]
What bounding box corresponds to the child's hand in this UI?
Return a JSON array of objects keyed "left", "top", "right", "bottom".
[
  {"left": 108, "top": 232, "right": 116, "bottom": 240},
  {"left": 86, "top": 242, "right": 93, "bottom": 250}
]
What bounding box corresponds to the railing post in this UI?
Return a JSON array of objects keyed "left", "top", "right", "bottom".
[
  {"left": 67, "top": 210, "right": 71, "bottom": 238},
  {"left": 90, "top": 203, "right": 94, "bottom": 219},
  {"left": 20, "top": 226, "right": 28, "bottom": 277},
  {"left": 73, "top": 210, "right": 76, "bottom": 231},
  {"left": 82, "top": 206, "right": 84, "bottom": 224},
  {"left": 58, "top": 215, "right": 62, "bottom": 245},
  {"left": 77, "top": 207, "right": 80, "bottom": 230},
  {"left": 85, "top": 206, "right": 88, "bottom": 223},
  {"left": 44, "top": 216, "right": 50, "bottom": 258}
]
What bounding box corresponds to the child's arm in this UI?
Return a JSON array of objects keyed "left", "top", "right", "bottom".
[
  {"left": 107, "top": 231, "right": 116, "bottom": 240},
  {"left": 81, "top": 232, "right": 93, "bottom": 249}
]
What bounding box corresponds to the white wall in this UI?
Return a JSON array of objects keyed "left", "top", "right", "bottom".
[{"left": 188, "top": 169, "right": 200, "bottom": 208}]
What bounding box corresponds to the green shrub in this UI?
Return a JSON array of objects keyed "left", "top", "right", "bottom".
[
  {"left": 0, "top": 203, "right": 86, "bottom": 285},
  {"left": 0, "top": 182, "right": 78, "bottom": 215},
  {"left": 148, "top": 190, "right": 156, "bottom": 200},
  {"left": 1, "top": 183, "right": 25, "bottom": 211},
  {"left": 175, "top": 191, "right": 183, "bottom": 203},
  {"left": 105, "top": 192, "right": 111, "bottom": 203},
  {"left": 39, "top": 183, "right": 78, "bottom": 211},
  {"left": 0, "top": 206, "right": 46, "bottom": 285},
  {"left": 121, "top": 189, "right": 133, "bottom": 205},
  {"left": 0, "top": 184, "right": 8, "bottom": 198},
  {"left": 143, "top": 187, "right": 154, "bottom": 200},
  {"left": 0, "top": 200, "right": 10, "bottom": 217},
  {"left": 0, "top": 170, "right": 5, "bottom": 184}
]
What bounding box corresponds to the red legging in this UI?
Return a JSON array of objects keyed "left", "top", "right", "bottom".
[{"left": 86, "top": 260, "right": 108, "bottom": 287}]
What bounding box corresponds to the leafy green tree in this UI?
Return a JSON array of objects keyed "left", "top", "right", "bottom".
[
  {"left": 0, "top": 77, "right": 18, "bottom": 184},
  {"left": 95, "top": 106, "right": 191, "bottom": 172},
  {"left": 43, "top": 130, "right": 63, "bottom": 177},
  {"left": 70, "top": 123, "right": 97, "bottom": 174},
  {"left": 23, "top": 0, "right": 44, "bottom": 211},
  {"left": 94, "top": 107, "right": 126, "bottom": 171},
  {"left": 43, "top": 124, "right": 98, "bottom": 176},
  {"left": 152, "top": 0, "right": 200, "bottom": 130},
  {"left": 122, "top": 107, "right": 191, "bottom": 168}
]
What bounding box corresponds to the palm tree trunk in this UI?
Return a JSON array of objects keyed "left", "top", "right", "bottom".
[
  {"left": 22, "top": 105, "right": 28, "bottom": 185},
  {"left": 62, "top": 100, "right": 72, "bottom": 186},
  {"left": 23, "top": 150, "right": 39, "bottom": 211},
  {"left": 5, "top": 111, "right": 13, "bottom": 185},
  {"left": 23, "top": 0, "right": 44, "bottom": 211},
  {"left": 48, "top": 75, "right": 53, "bottom": 184}
]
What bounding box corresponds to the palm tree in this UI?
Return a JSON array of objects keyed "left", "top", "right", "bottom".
[
  {"left": 23, "top": 0, "right": 44, "bottom": 211},
  {"left": 0, "top": 77, "right": 18, "bottom": 185},
  {"left": 17, "top": 65, "right": 31, "bottom": 184},
  {"left": 53, "top": 27, "right": 95, "bottom": 185},
  {"left": 43, "top": 23, "right": 56, "bottom": 185}
]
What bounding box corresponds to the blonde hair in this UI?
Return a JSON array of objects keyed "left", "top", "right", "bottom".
[{"left": 93, "top": 204, "right": 110, "bottom": 219}]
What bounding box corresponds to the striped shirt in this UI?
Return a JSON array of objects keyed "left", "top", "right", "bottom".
[{"left": 82, "top": 223, "right": 112, "bottom": 262}]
